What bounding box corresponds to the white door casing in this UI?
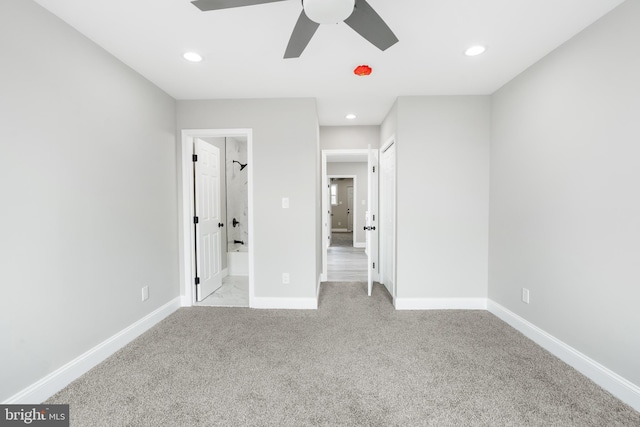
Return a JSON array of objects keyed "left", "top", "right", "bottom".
[
  {"left": 194, "top": 138, "right": 223, "bottom": 302},
  {"left": 380, "top": 139, "right": 396, "bottom": 298},
  {"left": 347, "top": 185, "right": 354, "bottom": 232},
  {"left": 366, "top": 145, "right": 379, "bottom": 296}
]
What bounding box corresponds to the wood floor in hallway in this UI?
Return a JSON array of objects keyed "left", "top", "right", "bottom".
[{"left": 327, "top": 246, "right": 367, "bottom": 282}]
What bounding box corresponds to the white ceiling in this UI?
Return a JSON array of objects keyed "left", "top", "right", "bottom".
[{"left": 33, "top": 0, "right": 625, "bottom": 125}]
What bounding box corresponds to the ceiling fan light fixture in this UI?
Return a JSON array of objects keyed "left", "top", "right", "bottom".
[
  {"left": 465, "top": 45, "right": 486, "bottom": 57},
  {"left": 304, "top": 0, "right": 355, "bottom": 24},
  {"left": 183, "top": 52, "right": 203, "bottom": 62}
]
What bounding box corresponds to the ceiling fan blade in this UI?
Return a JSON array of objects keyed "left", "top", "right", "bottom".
[
  {"left": 192, "top": 0, "right": 287, "bottom": 12},
  {"left": 284, "top": 11, "right": 320, "bottom": 59},
  {"left": 344, "top": 0, "right": 398, "bottom": 51}
]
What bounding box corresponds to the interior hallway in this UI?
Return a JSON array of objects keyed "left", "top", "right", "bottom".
[{"left": 327, "top": 232, "right": 367, "bottom": 282}]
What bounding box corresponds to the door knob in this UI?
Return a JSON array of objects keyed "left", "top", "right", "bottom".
[
  {"left": 364, "top": 226, "right": 376, "bottom": 231},
  {"left": 218, "top": 222, "right": 224, "bottom": 228}
]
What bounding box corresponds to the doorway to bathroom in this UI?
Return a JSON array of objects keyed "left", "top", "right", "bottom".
[{"left": 179, "top": 129, "right": 254, "bottom": 307}]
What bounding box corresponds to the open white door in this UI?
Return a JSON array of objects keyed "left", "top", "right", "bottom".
[
  {"left": 366, "top": 145, "right": 379, "bottom": 296},
  {"left": 194, "top": 138, "right": 223, "bottom": 302}
]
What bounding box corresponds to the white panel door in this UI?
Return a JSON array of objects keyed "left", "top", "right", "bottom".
[
  {"left": 366, "top": 146, "right": 379, "bottom": 296},
  {"left": 195, "top": 139, "right": 223, "bottom": 302}
]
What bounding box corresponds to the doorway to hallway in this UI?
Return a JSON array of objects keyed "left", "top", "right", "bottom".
[{"left": 321, "top": 150, "right": 375, "bottom": 289}]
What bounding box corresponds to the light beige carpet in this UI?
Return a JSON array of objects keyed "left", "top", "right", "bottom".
[{"left": 47, "top": 282, "right": 640, "bottom": 426}]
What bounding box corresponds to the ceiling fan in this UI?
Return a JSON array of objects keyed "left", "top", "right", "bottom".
[{"left": 191, "top": 0, "right": 399, "bottom": 58}]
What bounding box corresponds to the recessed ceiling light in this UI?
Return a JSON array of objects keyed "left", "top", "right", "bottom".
[
  {"left": 465, "top": 45, "right": 486, "bottom": 57},
  {"left": 346, "top": 114, "right": 356, "bottom": 120},
  {"left": 183, "top": 52, "right": 203, "bottom": 62}
]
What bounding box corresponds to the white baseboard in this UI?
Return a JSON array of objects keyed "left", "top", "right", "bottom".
[
  {"left": 4, "top": 297, "right": 181, "bottom": 404},
  {"left": 331, "top": 228, "right": 348, "bottom": 232},
  {"left": 488, "top": 300, "right": 640, "bottom": 412},
  {"left": 354, "top": 242, "right": 365, "bottom": 248},
  {"left": 251, "top": 297, "right": 318, "bottom": 310},
  {"left": 395, "top": 297, "right": 487, "bottom": 310}
]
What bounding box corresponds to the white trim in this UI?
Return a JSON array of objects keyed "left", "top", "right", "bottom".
[
  {"left": 331, "top": 228, "right": 349, "bottom": 232},
  {"left": 179, "top": 129, "right": 254, "bottom": 308},
  {"left": 488, "top": 300, "right": 640, "bottom": 412},
  {"left": 251, "top": 297, "right": 318, "bottom": 310},
  {"left": 353, "top": 242, "right": 365, "bottom": 249},
  {"left": 321, "top": 151, "right": 328, "bottom": 285},
  {"left": 394, "top": 297, "right": 487, "bottom": 310},
  {"left": 4, "top": 297, "right": 181, "bottom": 404}
]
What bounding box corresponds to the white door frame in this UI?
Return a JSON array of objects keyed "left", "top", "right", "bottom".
[
  {"left": 321, "top": 149, "right": 372, "bottom": 283},
  {"left": 379, "top": 136, "right": 397, "bottom": 301},
  {"left": 179, "top": 129, "right": 254, "bottom": 307}
]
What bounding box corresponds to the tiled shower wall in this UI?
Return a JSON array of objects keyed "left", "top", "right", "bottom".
[{"left": 226, "top": 137, "right": 248, "bottom": 252}]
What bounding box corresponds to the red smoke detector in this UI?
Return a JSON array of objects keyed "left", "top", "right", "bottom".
[{"left": 354, "top": 65, "right": 372, "bottom": 76}]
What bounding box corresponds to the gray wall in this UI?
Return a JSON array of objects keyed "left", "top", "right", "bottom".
[
  {"left": 320, "top": 126, "right": 380, "bottom": 150},
  {"left": 381, "top": 101, "right": 398, "bottom": 146},
  {"left": 176, "top": 99, "right": 319, "bottom": 299},
  {"left": 390, "top": 96, "right": 491, "bottom": 299},
  {"left": 327, "top": 163, "right": 369, "bottom": 245},
  {"left": 0, "top": 0, "right": 179, "bottom": 402},
  {"left": 490, "top": 0, "right": 640, "bottom": 386}
]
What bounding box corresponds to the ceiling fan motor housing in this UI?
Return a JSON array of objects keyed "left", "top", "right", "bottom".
[{"left": 303, "top": 0, "right": 355, "bottom": 24}]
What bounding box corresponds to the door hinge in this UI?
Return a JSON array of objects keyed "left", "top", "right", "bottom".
[
  {"left": 372, "top": 214, "right": 375, "bottom": 221},
  {"left": 373, "top": 262, "right": 376, "bottom": 269},
  {"left": 372, "top": 166, "right": 376, "bottom": 173},
  {"left": 192, "top": 154, "right": 198, "bottom": 162},
  {"left": 193, "top": 216, "right": 199, "bottom": 224},
  {"left": 195, "top": 277, "right": 200, "bottom": 285}
]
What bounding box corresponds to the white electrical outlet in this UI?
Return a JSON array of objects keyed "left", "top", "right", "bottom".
[
  {"left": 522, "top": 288, "right": 530, "bottom": 304},
  {"left": 142, "top": 286, "right": 149, "bottom": 302},
  {"left": 282, "top": 273, "right": 290, "bottom": 284}
]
